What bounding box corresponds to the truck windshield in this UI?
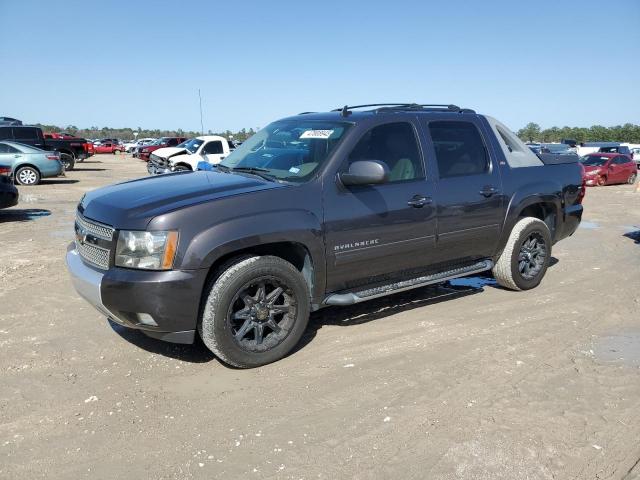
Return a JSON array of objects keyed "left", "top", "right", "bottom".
[
  {"left": 177, "top": 138, "right": 204, "bottom": 154},
  {"left": 580, "top": 155, "right": 609, "bottom": 166},
  {"left": 219, "top": 120, "right": 351, "bottom": 182}
]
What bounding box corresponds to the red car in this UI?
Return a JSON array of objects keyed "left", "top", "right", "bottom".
[
  {"left": 94, "top": 142, "right": 124, "bottom": 154},
  {"left": 581, "top": 153, "right": 638, "bottom": 186},
  {"left": 135, "top": 137, "right": 187, "bottom": 161}
]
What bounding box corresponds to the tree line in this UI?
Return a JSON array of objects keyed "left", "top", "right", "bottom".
[
  {"left": 34, "top": 124, "right": 259, "bottom": 142},
  {"left": 517, "top": 123, "right": 640, "bottom": 144}
]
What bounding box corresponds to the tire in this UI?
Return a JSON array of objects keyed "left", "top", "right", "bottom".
[
  {"left": 173, "top": 165, "right": 190, "bottom": 172},
  {"left": 492, "top": 217, "right": 552, "bottom": 291},
  {"left": 199, "top": 256, "right": 310, "bottom": 368},
  {"left": 628, "top": 173, "right": 637, "bottom": 185},
  {"left": 113, "top": 150, "right": 121, "bottom": 155},
  {"left": 15, "top": 166, "right": 41, "bottom": 186},
  {"left": 597, "top": 175, "right": 606, "bottom": 186},
  {"left": 60, "top": 153, "right": 75, "bottom": 171}
]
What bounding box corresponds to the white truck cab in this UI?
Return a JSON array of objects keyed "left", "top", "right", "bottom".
[{"left": 147, "top": 136, "right": 233, "bottom": 174}]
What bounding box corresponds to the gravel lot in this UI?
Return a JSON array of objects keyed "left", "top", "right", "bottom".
[{"left": 1, "top": 154, "right": 640, "bottom": 479}]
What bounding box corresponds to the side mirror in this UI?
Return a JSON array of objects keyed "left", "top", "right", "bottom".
[{"left": 339, "top": 160, "right": 389, "bottom": 186}]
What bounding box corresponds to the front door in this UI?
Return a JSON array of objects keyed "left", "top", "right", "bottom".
[
  {"left": 422, "top": 119, "right": 505, "bottom": 263},
  {"left": 202, "top": 140, "right": 225, "bottom": 164},
  {"left": 323, "top": 121, "right": 437, "bottom": 293}
]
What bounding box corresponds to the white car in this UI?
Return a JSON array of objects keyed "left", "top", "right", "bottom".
[
  {"left": 147, "top": 136, "right": 233, "bottom": 175},
  {"left": 124, "top": 138, "right": 155, "bottom": 153}
]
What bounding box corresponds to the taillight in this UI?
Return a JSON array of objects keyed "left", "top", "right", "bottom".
[
  {"left": 46, "top": 154, "right": 60, "bottom": 161},
  {"left": 577, "top": 163, "right": 586, "bottom": 204},
  {"left": 0, "top": 165, "right": 11, "bottom": 175}
]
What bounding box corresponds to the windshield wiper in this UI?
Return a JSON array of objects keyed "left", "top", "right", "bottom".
[{"left": 231, "top": 166, "right": 276, "bottom": 182}]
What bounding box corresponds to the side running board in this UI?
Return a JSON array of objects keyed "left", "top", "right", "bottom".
[{"left": 324, "top": 260, "right": 494, "bottom": 306}]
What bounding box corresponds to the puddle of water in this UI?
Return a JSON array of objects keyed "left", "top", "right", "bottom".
[
  {"left": 449, "top": 276, "right": 497, "bottom": 288},
  {"left": 579, "top": 221, "right": 600, "bottom": 230},
  {"left": 593, "top": 331, "right": 640, "bottom": 367}
]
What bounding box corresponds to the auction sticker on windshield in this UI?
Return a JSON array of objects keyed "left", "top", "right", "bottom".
[{"left": 300, "top": 130, "right": 334, "bottom": 139}]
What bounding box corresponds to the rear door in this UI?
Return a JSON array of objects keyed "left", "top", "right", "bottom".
[
  {"left": 612, "top": 155, "right": 635, "bottom": 182},
  {"left": 12, "top": 127, "right": 42, "bottom": 148},
  {"left": 421, "top": 118, "right": 504, "bottom": 263}
]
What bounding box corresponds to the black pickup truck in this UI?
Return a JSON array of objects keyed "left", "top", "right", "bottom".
[
  {"left": 66, "top": 103, "right": 584, "bottom": 368},
  {"left": 0, "top": 122, "right": 88, "bottom": 170}
]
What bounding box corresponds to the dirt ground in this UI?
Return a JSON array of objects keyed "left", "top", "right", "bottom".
[{"left": 1, "top": 154, "right": 639, "bottom": 479}]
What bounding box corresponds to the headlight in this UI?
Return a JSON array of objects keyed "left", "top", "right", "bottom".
[
  {"left": 585, "top": 170, "right": 599, "bottom": 176},
  {"left": 115, "top": 230, "right": 178, "bottom": 270}
]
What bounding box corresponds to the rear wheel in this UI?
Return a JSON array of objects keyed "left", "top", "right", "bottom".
[
  {"left": 15, "top": 166, "right": 41, "bottom": 186},
  {"left": 628, "top": 173, "right": 637, "bottom": 184},
  {"left": 113, "top": 149, "right": 121, "bottom": 155},
  {"left": 173, "top": 165, "right": 190, "bottom": 172},
  {"left": 493, "top": 217, "right": 552, "bottom": 291},
  {"left": 60, "top": 153, "right": 75, "bottom": 171},
  {"left": 199, "top": 256, "right": 310, "bottom": 368}
]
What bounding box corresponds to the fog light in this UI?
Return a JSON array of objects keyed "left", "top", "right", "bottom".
[{"left": 137, "top": 313, "right": 158, "bottom": 326}]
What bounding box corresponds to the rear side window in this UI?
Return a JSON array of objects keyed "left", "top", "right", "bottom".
[
  {"left": 0, "top": 143, "right": 19, "bottom": 153},
  {"left": 429, "top": 121, "right": 488, "bottom": 178},
  {"left": 167, "top": 138, "right": 179, "bottom": 146},
  {"left": 613, "top": 156, "right": 629, "bottom": 164},
  {"left": 202, "top": 141, "right": 223, "bottom": 154},
  {"left": 13, "top": 127, "right": 38, "bottom": 141},
  {"left": 0, "top": 127, "right": 11, "bottom": 140}
]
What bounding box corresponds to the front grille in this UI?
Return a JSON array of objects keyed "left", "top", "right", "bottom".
[
  {"left": 77, "top": 241, "right": 110, "bottom": 269},
  {"left": 75, "top": 213, "right": 115, "bottom": 269},
  {"left": 76, "top": 213, "right": 114, "bottom": 241}
]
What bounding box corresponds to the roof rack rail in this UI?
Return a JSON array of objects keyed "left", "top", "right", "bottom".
[
  {"left": 331, "top": 104, "right": 475, "bottom": 117},
  {"left": 0, "top": 116, "right": 22, "bottom": 126}
]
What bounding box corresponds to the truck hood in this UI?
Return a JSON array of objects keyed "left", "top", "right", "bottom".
[
  {"left": 152, "top": 146, "right": 189, "bottom": 159},
  {"left": 79, "top": 171, "right": 285, "bottom": 229}
]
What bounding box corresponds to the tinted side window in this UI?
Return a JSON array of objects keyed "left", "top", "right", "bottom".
[
  {"left": 13, "top": 127, "right": 38, "bottom": 141},
  {"left": 167, "top": 138, "right": 179, "bottom": 146},
  {"left": 614, "top": 156, "right": 629, "bottom": 164},
  {"left": 429, "top": 121, "right": 488, "bottom": 178},
  {"left": 202, "top": 141, "right": 223, "bottom": 154},
  {"left": 0, "top": 127, "right": 11, "bottom": 140},
  {"left": 348, "top": 122, "right": 423, "bottom": 182}
]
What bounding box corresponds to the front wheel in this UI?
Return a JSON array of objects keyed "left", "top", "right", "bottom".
[
  {"left": 597, "top": 175, "right": 606, "bottom": 186},
  {"left": 628, "top": 173, "right": 637, "bottom": 185},
  {"left": 15, "top": 166, "right": 41, "bottom": 186},
  {"left": 492, "top": 217, "right": 552, "bottom": 291},
  {"left": 113, "top": 150, "right": 121, "bottom": 155},
  {"left": 173, "top": 165, "right": 190, "bottom": 172},
  {"left": 199, "top": 256, "right": 310, "bottom": 368}
]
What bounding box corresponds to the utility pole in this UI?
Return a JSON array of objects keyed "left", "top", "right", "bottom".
[{"left": 198, "top": 89, "right": 204, "bottom": 135}]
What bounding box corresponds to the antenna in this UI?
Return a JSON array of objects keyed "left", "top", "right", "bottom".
[{"left": 198, "top": 89, "right": 204, "bottom": 135}]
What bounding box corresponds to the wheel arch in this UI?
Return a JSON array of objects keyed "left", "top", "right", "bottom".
[{"left": 173, "top": 162, "right": 193, "bottom": 171}]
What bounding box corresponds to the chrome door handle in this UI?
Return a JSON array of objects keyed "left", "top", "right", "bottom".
[{"left": 407, "top": 195, "right": 432, "bottom": 208}]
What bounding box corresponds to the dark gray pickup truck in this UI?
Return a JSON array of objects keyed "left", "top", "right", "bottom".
[{"left": 66, "top": 103, "right": 584, "bottom": 368}]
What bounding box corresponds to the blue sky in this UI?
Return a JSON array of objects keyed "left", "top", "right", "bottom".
[{"left": 1, "top": 0, "right": 638, "bottom": 132}]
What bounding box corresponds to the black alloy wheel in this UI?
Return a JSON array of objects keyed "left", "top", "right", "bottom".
[
  {"left": 518, "top": 232, "right": 546, "bottom": 281},
  {"left": 228, "top": 277, "right": 295, "bottom": 353}
]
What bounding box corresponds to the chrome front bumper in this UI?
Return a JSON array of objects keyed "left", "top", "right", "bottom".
[{"left": 66, "top": 247, "right": 122, "bottom": 322}]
